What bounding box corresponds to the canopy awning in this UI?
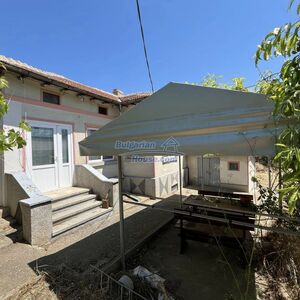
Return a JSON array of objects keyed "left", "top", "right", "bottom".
[{"left": 79, "top": 82, "right": 279, "bottom": 157}]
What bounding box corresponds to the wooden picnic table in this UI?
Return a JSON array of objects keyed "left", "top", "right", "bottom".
[
  {"left": 174, "top": 194, "right": 256, "bottom": 263},
  {"left": 184, "top": 195, "right": 256, "bottom": 216},
  {"left": 197, "top": 187, "right": 253, "bottom": 203}
]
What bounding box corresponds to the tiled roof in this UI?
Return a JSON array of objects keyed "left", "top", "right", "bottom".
[
  {"left": 0, "top": 55, "right": 119, "bottom": 103},
  {"left": 120, "top": 92, "right": 152, "bottom": 105},
  {"left": 0, "top": 55, "right": 151, "bottom": 106}
]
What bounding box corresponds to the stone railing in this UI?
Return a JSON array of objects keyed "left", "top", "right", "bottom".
[
  {"left": 5, "top": 172, "right": 52, "bottom": 245},
  {"left": 74, "top": 164, "right": 119, "bottom": 207}
]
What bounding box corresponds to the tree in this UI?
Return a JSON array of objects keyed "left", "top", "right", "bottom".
[
  {"left": 0, "top": 63, "right": 30, "bottom": 152},
  {"left": 201, "top": 74, "right": 248, "bottom": 91},
  {"left": 255, "top": 0, "right": 300, "bottom": 213}
]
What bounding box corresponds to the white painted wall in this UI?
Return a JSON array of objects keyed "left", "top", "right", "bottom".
[
  {"left": 122, "top": 156, "right": 154, "bottom": 178},
  {"left": 187, "top": 155, "right": 255, "bottom": 193},
  {"left": 0, "top": 117, "right": 4, "bottom": 206},
  {"left": 154, "top": 156, "right": 180, "bottom": 177},
  {"left": 219, "top": 156, "right": 248, "bottom": 186},
  {"left": 92, "top": 161, "right": 118, "bottom": 178},
  {"left": 3, "top": 101, "right": 24, "bottom": 173},
  {"left": 4, "top": 73, "right": 120, "bottom": 118},
  {"left": 3, "top": 72, "right": 119, "bottom": 171}
]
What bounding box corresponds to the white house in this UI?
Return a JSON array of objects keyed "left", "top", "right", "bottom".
[{"left": 0, "top": 56, "right": 257, "bottom": 245}]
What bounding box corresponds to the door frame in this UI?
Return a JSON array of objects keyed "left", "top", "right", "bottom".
[
  {"left": 197, "top": 156, "right": 221, "bottom": 187},
  {"left": 25, "top": 120, "right": 74, "bottom": 190},
  {"left": 56, "top": 124, "right": 73, "bottom": 188}
]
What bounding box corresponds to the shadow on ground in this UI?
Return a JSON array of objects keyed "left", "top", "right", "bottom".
[
  {"left": 28, "top": 193, "right": 256, "bottom": 299},
  {"left": 128, "top": 222, "right": 256, "bottom": 300}
]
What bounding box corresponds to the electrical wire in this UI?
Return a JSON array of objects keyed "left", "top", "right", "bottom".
[{"left": 135, "top": 0, "right": 154, "bottom": 93}]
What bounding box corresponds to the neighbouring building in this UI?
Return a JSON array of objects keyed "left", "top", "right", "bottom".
[
  {"left": 0, "top": 56, "right": 255, "bottom": 245},
  {"left": 187, "top": 155, "right": 255, "bottom": 194}
]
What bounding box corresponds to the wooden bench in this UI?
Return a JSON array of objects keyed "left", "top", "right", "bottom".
[
  {"left": 174, "top": 195, "right": 256, "bottom": 266},
  {"left": 197, "top": 188, "right": 253, "bottom": 204}
]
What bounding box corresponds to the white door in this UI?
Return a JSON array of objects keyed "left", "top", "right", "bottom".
[
  {"left": 56, "top": 125, "right": 72, "bottom": 188},
  {"left": 26, "top": 121, "right": 73, "bottom": 192},
  {"left": 198, "top": 157, "right": 220, "bottom": 186}
]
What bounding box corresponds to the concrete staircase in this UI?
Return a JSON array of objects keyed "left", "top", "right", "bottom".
[
  {"left": 45, "top": 187, "right": 112, "bottom": 237},
  {"left": 0, "top": 214, "right": 22, "bottom": 249}
]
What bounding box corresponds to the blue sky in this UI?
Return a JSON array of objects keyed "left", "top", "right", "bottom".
[{"left": 0, "top": 1, "right": 297, "bottom": 94}]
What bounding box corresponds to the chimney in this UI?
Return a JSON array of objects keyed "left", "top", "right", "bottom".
[{"left": 112, "top": 89, "right": 124, "bottom": 97}]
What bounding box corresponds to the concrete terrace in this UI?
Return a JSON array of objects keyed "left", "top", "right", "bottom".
[{"left": 0, "top": 191, "right": 184, "bottom": 297}]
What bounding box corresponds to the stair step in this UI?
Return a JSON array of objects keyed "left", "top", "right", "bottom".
[
  {"left": 52, "top": 200, "right": 102, "bottom": 224},
  {"left": 0, "top": 217, "right": 17, "bottom": 235},
  {"left": 0, "top": 216, "right": 16, "bottom": 228},
  {"left": 0, "top": 233, "right": 13, "bottom": 250},
  {"left": 52, "top": 194, "right": 97, "bottom": 212},
  {"left": 52, "top": 207, "right": 113, "bottom": 237},
  {"left": 45, "top": 187, "right": 91, "bottom": 202}
]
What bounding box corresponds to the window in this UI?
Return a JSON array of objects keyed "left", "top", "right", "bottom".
[
  {"left": 103, "top": 155, "right": 114, "bottom": 160},
  {"left": 87, "top": 128, "right": 102, "bottom": 161},
  {"left": 98, "top": 106, "right": 108, "bottom": 115},
  {"left": 43, "top": 91, "right": 60, "bottom": 105},
  {"left": 228, "top": 161, "right": 240, "bottom": 171},
  {"left": 32, "top": 127, "right": 55, "bottom": 166},
  {"left": 87, "top": 128, "right": 113, "bottom": 162},
  {"left": 61, "top": 129, "right": 69, "bottom": 163}
]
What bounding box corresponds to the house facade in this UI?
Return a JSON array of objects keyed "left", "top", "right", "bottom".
[
  {"left": 0, "top": 56, "right": 255, "bottom": 245},
  {"left": 0, "top": 57, "right": 118, "bottom": 199}
]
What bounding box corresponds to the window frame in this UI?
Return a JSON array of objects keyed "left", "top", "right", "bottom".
[
  {"left": 98, "top": 106, "right": 108, "bottom": 115},
  {"left": 228, "top": 161, "right": 240, "bottom": 171},
  {"left": 86, "top": 127, "right": 114, "bottom": 162},
  {"left": 42, "top": 90, "right": 61, "bottom": 105},
  {"left": 31, "top": 125, "right": 55, "bottom": 167}
]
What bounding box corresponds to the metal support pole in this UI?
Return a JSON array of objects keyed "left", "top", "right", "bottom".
[
  {"left": 201, "top": 156, "right": 204, "bottom": 190},
  {"left": 179, "top": 155, "right": 183, "bottom": 208},
  {"left": 278, "top": 158, "right": 283, "bottom": 211},
  {"left": 268, "top": 156, "right": 272, "bottom": 189},
  {"left": 117, "top": 156, "right": 126, "bottom": 271}
]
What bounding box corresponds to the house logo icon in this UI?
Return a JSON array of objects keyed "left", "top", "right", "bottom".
[{"left": 160, "top": 137, "right": 180, "bottom": 152}]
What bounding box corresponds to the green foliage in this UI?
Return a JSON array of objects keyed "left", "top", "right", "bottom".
[
  {"left": 201, "top": 74, "right": 225, "bottom": 88},
  {"left": 0, "top": 63, "right": 30, "bottom": 152},
  {"left": 252, "top": 176, "right": 281, "bottom": 214},
  {"left": 200, "top": 74, "right": 248, "bottom": 91},
  {"left": 255, "top": 1, "right": 300, "bottom": 213}
]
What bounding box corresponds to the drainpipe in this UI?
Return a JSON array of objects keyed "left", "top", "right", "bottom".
[{"left": 118, "top": 101, "right": 122, "bottom": 116}]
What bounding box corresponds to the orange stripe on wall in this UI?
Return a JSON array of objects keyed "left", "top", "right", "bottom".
[{"left": 5, "top": 94, "right": 114, "bottom": 120}]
